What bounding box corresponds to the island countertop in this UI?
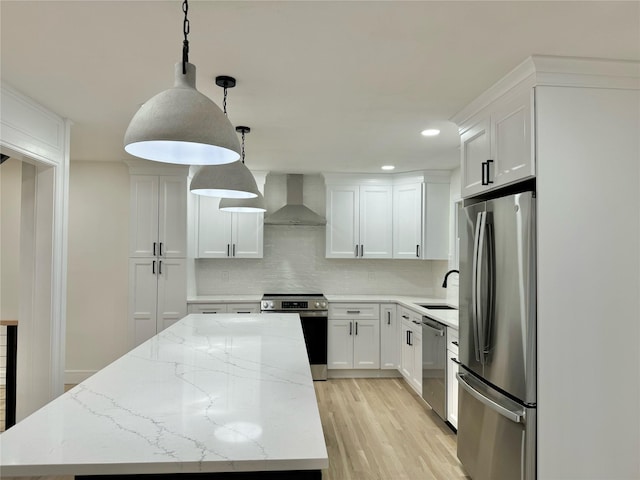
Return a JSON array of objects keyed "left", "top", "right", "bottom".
[{"left": 0, "top": 314, "right": 328, "bottom": 477}]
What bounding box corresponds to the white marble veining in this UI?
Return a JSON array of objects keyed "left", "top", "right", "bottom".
[{"left": 0, "top": 314, "right": 328, "bottom": 476}]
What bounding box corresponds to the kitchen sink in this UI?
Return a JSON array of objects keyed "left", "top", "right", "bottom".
[{"left": 417, "top": 304, "right": 457, "bottom": 310}]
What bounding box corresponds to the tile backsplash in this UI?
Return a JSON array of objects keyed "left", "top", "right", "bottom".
[{"left": 196, "top": 225, "right": 449, "bottom": 297}]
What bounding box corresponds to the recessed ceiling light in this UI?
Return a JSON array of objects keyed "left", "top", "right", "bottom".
[
  {"left": 381, "top": 165, "right": 395, "bottom": 171},
  {"left": 421, "top": 129, "right": 441, "bottom": 137}
]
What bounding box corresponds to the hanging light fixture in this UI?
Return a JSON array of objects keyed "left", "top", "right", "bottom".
[
  {"left": 190, "top": 81, "right": 260, "bottom": 198},
  {"left": 219, "top": 127, "right": 267, "bottom": 213},
  {"left": 124, "top": 0, "right": 240, "bottom": 165}
]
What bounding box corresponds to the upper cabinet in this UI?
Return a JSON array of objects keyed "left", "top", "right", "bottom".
[
  {"left": 458, "top": 82, "right": 534, "bottom": 198},
  {"left": 129, "top": 174, "right": 187, "bottom": 258},
  {"left": 325, "top": 173, "right": 449, "bottom": 260},
  {"left": 325, "top": 182, "right": 393, "bottom": 259},
  {"left": 195, "top": 195, "right": 263, "bottom": 258}
]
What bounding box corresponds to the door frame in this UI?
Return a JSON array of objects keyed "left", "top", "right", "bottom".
[{"left": 1, "top": 82, "right": 71, "bottom": 420}]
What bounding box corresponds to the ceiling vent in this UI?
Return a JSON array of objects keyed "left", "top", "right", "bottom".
[{"left": 264, "top": 174, "right": 327, "bottom": 226}]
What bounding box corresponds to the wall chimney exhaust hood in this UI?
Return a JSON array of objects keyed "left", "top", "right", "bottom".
[{"left": 264, "top": 174, "right": 327, "bottom": 226}]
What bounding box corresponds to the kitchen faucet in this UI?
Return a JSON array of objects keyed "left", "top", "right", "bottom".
[{"left": 442, "top": 269, "right": 459, "bottom": 288}]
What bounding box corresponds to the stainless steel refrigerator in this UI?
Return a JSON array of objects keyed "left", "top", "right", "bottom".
[{"left": 457, "top": 191, "right": 536, "bottom": 480}]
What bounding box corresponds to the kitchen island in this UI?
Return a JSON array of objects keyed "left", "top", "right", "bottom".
[{"left": 0, "top": 314, "right": 328, "bottom": 478}]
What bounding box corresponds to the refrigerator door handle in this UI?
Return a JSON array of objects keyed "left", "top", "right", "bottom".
[
  {"left": 457, "top": 372, "right": 524, "bottom": 424},
  {"left": 474, "top": 211, "right": 487, "bottom": 364},
  {"left": 471, "top": 212, "right": 483, "bottom": 363}
]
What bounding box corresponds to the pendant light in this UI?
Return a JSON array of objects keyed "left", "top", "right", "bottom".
[
  {"left": 190, "top": 81, "right": 260, "bottom": 198},
  {"left": 124, "top": 0, "right": 240, "bottom": 165},
  {"left": 219, "top": 127, "right": 267, "bottom": 213}
]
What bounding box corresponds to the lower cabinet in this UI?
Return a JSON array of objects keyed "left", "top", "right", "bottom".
[
  {"left": 328, "top": 303, "right": 380, "bottom": 369},
  {"left": 380, "top": 304, "right": 398, "bottom": 369},
  {"left": 400, "top": 307, "right": 423, "bottom": 395},
  {"left": 129, "top": 258, "right": 186, "bottom": 347},
  {"left": 447, "top": 327, "right": 460, "bottom": 429},
  {"left": 187, "top": 303, "right": 260, "bottom": 314}
]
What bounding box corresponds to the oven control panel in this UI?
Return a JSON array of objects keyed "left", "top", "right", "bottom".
[{"left": 261, "top": 297, "right": 327, "bottom": 311}]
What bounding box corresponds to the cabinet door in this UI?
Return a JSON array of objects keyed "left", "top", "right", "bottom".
[
  {"left": 460, "top": 117, "right": 491, "bottom": 198},
  {"left": 447, "top": 353, "right": 459, "bottom": 429},
  {"left": 326, "top": 185, "right": 359, "bottom": 258},
  {"left": 232, "top": 212, "right": 264, "bottom": 258},
  {"left": 393, "top": 183, "right": 423, "bottom": 259},
  {"left": 196, "top": 196, "right": 233, "bottom": 258},
  {"left": 129, "top": 175, "right": 159, "bottom": 257},
  {"left": 158, "top": 176, "right": 187, "bottom": 258},
  {"left": 380, "top": 304, "right": 398, "bottom": 369},
  {"left": 129, "top": 258, "right": 158, "bottom": 347},
  {"left": 327, "top": 319, "right": 354, "bottom": 369},
  {"left": 400, "top": 320, "right": 414, "bottom": 380},
  {"left": 359, "top": 185, "right": 393, "bottom": 258},
  {"left": 423, "top": 182, "right": 450, "bottom": 260},
  {"left": 352, "top": 319, "right": 380, "bottom": 369},
  {"left": 491, "top": 89, "right": 534, "bottom": 188},
  {"left": 156, "top": 258, "right": 186, "bottom": 333},
  {"left": 412, "top": 328, "right": 423, "bottom": 393}
]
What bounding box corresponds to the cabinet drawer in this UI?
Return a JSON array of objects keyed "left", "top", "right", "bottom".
[
  {"left": 188, "top": 304, "right": 226, "bottom": 314},
  {"left": 329, "top": 303, "right": 380, "bottom": 319},
  {"left": 398, "top": 306, "right": 422, "bottom": 324},
  {"left": 447, "top": 327, "right": 459, "bottom": 355},
  {"left": 227, "top": 303, "right": 260, "bottom": 314}
]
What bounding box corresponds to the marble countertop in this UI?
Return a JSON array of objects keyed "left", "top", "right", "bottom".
[
  {"left": 187, "top": 295, "right": 263, "bottom": 303},
  {"left": 0, "top": 314, "right": 328, "bottom": 476}
]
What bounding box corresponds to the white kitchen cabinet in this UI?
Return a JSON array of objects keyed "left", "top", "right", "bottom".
[
  {"left": 328, "top": 303, "right": 381, "bottom": 369},
  {"left": 460, "top": 86, "right": 533, "bottom": 198},
  {"left": 196, "top": 195, "right": 263, "bottom": 258},
  {"left": 393, "top": 182, "right": 423, "bottom": 259},
  {"left": 446, "top": 327, "right": 459, "bottom": 429},
  {"left": 129, "top": 175, "right": 187, "bottom": 258},
  {"left": 380, "top": 303, "right": 399, "bottom": 369},
  {"left": 129, "top": 257, "right": 186, "bottom": 347},
  {"left": 399, "top": 307, "right": 423, "bottom": 394},
  {"left": 325, "top": 183, "right": 392, "bottom": 258},
  {"left": 187, "top": 303, "right": 260, "bottom": 314}
]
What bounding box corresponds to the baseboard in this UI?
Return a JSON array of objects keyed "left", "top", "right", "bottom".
[
  {"left": 65, "top": 370, "right": 97, "bottom": 385},
  {"left": 328, "top": 369, "right": 402, "bottom": 379}
]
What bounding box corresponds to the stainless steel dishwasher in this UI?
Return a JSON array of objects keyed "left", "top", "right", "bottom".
[{"left": 422, "top": 317, "right": 447, "bottom": 420}]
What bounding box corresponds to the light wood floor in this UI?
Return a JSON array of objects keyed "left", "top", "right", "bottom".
[{"left": 2, "top": 379, "right": 469, "bottom": 480}]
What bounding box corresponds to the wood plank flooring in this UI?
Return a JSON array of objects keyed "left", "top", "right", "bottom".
[{"left": 1, "top": 379, "right": 469, "bottom": 480}]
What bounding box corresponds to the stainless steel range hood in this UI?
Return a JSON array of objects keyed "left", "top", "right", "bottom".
[{"left": 264, "top": 174, "right": 327, "bottom": 226}]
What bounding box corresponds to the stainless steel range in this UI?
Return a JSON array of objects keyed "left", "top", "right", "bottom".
[{"left": 261, "top": 294, "right": 328, "bottom": 381}]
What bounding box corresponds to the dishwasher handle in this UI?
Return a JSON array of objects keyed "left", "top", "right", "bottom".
[{"left": 421, "top": 318, "right": 445, "bottom": 336}]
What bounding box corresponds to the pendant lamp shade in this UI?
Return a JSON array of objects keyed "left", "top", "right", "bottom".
[
  {"left": 190, "top": 161, "right": 260, "bottom": 198},
  {"left": 219, "top": 191, "right": 267, "bottom": 213},
  {"left": 124, "top": 63, "right": 241, "bottom": 165}
]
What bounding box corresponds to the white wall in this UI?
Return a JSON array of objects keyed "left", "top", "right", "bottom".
[
  {"left": 196, "top": 173, "right": 451, "bottom": 297},
  {"left": 65, "top": 161, "right": 130, "bottom": 382}
]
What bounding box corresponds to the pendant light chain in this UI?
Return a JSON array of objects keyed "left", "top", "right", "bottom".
[
  {"left": 181, "top": 0, "right": 190, "bottom": 74},
  {"left": 223, "top": 87, "right": 228, "bottom": 116},
  {"left": 240, "top": 130, "right": 246, "bottom": 164}
]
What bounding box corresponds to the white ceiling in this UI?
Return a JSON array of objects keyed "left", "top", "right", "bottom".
[{"left": 1, "top": 1, "right": 639, "bottom": 174}]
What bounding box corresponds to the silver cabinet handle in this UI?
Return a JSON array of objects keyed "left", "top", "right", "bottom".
[{"left": 347, "top": 310, "right": 360, "bottom": 314}]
